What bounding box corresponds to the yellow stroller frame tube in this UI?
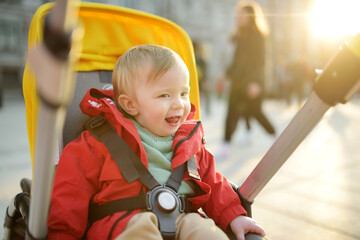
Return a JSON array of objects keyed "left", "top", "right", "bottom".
[{"left": 240, "top": 34, "right": 360, "bottom": 203}]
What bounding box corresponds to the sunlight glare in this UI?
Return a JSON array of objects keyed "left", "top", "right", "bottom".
[{"left": 311, "top": 0, "right": 360, "bottom": 38}]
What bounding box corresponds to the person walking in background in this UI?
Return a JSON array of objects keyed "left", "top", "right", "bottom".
[{"left": 216, "top": 1, "right": 276, "bottom": 158}]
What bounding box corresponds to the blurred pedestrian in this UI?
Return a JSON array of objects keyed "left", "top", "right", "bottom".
[{"left": 216, "top": 1, "right": 276, "bottom": 158}]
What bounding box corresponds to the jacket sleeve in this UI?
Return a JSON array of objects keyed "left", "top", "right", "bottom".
[
  {"left": 198, "top": 148, "right": 247, "bottom": 232},
  {"left": 47, "top": 131, "right": 105, "bottom": 240}
]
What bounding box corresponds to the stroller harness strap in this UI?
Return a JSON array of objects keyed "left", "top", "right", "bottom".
[
  {"left": 85, "top": 116, "right": 197, "bottom": 240},
  {"left": 85, "top": 116, "right": 160, "bottom": 190},
  {"left": 87, "top": 192, "right": 192, "bottom": 224}
]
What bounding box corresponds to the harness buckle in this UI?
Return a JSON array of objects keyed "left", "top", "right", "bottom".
[{"left": 146, "top": 185, "right": 185, "bottom": 239}]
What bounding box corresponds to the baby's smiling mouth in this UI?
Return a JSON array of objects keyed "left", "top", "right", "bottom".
[{"left": 165, "top": 116, "right": 181, "bottom": 124}]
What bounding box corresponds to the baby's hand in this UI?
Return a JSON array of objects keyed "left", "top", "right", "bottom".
[{"left": 230, "top": 215, "right": 265, "bottom": 240}]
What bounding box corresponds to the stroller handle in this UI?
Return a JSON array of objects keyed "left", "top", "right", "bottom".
[
  {"left": 27, "top": 0, "right": 80, "bottom": 239},
  {"left": 240, "top": 92, "right": 330, "bottom": 201}
]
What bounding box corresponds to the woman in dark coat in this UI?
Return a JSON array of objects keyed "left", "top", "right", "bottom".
[{"left": 217, "top": 1, "right": 276, "bottom": 157}]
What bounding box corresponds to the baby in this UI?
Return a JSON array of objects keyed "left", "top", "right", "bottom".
[{"left": 47, "top": 45, "right": 265, "bottom": 240}]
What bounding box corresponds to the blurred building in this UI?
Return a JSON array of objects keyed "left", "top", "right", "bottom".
[{"left": 0, "top": 0, "right": 46, "bottom": 106}]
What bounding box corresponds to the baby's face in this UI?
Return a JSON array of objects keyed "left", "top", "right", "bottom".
[{"left": 132, "top": 63, "right": 191, "bottom": 137}]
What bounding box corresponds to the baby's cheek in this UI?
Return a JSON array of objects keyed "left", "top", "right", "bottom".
[{"left": 185, "top": 103, "right": 191, "bottom": 117}]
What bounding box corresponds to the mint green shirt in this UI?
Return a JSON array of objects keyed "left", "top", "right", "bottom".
[{"left": 131, "top": 120, "right": 196, "bottom": 196}]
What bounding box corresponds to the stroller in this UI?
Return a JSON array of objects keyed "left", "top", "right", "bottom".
[
  {"left": 4, "top": 2, "right": 267, "bottom": 240},
  {"left": 3, "top": 1, "right": 360, "bottom": 239}
]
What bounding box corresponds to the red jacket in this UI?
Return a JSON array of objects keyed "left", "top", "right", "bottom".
[{"left": 47, "top": 88, "right": 246, "bottom": 240}]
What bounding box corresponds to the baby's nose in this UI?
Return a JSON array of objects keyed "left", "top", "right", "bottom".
[{"left": 172, "top": 97, "right": 184, "bottom": 109}]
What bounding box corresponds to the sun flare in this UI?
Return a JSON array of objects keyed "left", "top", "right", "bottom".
[{"left": 311, "top": 0, "right": 360, "bottom": 38}]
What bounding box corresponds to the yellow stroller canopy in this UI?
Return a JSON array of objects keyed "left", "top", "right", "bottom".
[{"left": 23, "top": 2, "right": 200, "bottom": 164}]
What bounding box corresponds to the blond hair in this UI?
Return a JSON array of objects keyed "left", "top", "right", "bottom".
[
  {"left": 233, "top": 1, "right": 269, "bottom": 37},
  {"left": 112, "top": 45, "right": 185, "bottom": 100}
]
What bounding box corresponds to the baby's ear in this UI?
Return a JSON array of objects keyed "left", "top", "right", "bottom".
[{"left": 117, "top": 94, "right": 138, "bottom": 116}]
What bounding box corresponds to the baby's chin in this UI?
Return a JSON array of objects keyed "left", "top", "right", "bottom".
[
  {"left": 154, "top": 127, "right": 180, "bottom": 137},
  {"left": 144, "top": 128, "right": 176, "bottom": 138},
  {"left": 157, "top": 130, "right": 177, "bottom": 137},
  {"left": 147, "top": 120, "right": 184, "bottom": 137}
]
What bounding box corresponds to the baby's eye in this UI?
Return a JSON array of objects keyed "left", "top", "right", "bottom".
[
  {"left": 181, "top": 92, "right": 189, "bottom": 97},
  {"left": 159, "top": 94, "right": 170, "bottom": 98}
]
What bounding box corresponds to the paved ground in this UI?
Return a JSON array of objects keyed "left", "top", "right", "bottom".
[
  {"left": 1, "top": 89, "right": 360, "bottom": 239},
  {"left": 203, "top": 95, "right": 360, "bottom": 240}
]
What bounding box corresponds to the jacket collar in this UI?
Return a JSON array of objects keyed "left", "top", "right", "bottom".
[{"left": 80, "top": 88, "right": 204, "bottom": 168}]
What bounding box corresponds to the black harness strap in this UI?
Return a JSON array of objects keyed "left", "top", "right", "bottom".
[
  {"left": 88, "top": 194, "right": 192, "bottom": 225},
  {"left": 86, "top": 116, "right": 160, "bottom": 190},
  {"left": 88, "top": 194, "right": 147, "bottom": 224},
  {"left": 166, "top": 161, "right": 186, "bottom": 192},
  {"left": 128, "top": 144, "right": 161, "bottom": 191}
]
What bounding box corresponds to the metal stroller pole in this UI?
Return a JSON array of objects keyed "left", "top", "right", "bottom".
[
  {"left": 26, "top": 1, "right": 80, "bottom": 239},
  {"left": 240, "top": 92, "right": 330, "bottom": 202},
  {"left": 239, "top": 33, "right": 360, "bottom": 203}
]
